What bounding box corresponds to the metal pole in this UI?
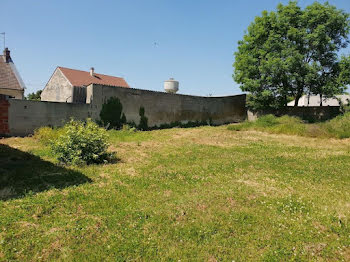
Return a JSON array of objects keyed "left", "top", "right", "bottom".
[{"left": 0, "top": 32, "right": 5, "bottom": 50}]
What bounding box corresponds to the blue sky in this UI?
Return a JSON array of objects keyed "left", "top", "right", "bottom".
[{"left": 1, "top": 0, "right": 350, "bottom": 96}]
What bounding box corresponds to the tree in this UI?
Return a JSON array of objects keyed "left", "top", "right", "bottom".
[
  {"left": 138, "top": 106, "right": 148, "bottom": 131},
  {"left": 26, "top": 90, "right": 42, "bottom": 101},
  {"left": 233, "top": 1, "right": 350, "bottom": 110},
  {"left": 99, "top": 97, "right": 126, "bottom": 129}
]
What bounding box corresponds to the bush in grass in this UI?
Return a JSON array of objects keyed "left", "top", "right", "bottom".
[{"left": 50, "top": 119, "right": 110, "bottom": 165}]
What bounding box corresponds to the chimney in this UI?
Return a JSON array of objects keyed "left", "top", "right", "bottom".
[
  {"left": 3, "top": 48, "right": 10, "bottom": 63},
  {"left": 90, "top": 67, "right": 94, "bottom": 77}
]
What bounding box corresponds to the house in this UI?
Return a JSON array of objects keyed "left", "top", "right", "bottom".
[
  {"left": 0, "top": 48, "right": 25, "bottom": 99},
  {"left": 41, "top": 67, "right": 130, "bottom": 103},
  {"left": 287, "top": 95, "right": 350, "bottom": 106}
]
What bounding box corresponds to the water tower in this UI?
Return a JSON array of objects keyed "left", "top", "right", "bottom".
[{"left": 164, "top": 78, "right": 179, "bottom": 94}]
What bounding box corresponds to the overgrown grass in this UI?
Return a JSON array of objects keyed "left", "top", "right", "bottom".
[
  {"left": 323, "top": 112, "right": 350, "bottom": 139},
  {"left": 33, "top": 126, "right": 64, "bottom": 145},
  {"left": 228, "top": 113, "right": 350, "bottom": 139},
  {"left": 1, "top": 126, "right": 350, "bottom": 261}
]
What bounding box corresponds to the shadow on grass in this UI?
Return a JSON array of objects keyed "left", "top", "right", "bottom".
[{"left": 0, "top": 144, "right": 92, "bottom": 201}]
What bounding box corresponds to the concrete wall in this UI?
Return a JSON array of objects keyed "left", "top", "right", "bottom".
[
  {"left": 5, "top": 84, "right": 248, "bottom": 136},
  {"left": 87, "top": 84, "right": 247, "bottom": 126},
  {"left": 5, "top": 85, "right": 247, "bottom": 136},
  {"left": 248, "top": 106, "right": 341, "bottom": 122},
  {"left": 8, "top": 99, "right": 91, "bottom": 136},
  {"left": 41, "top": 68, "right": 74, "bottom": 103}
]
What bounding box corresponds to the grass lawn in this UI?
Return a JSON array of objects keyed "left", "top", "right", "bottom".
[{"left": 1, "top": 126, "right": 350, "bottom": 261}]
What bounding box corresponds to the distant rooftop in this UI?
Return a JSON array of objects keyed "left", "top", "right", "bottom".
[
  {"left": 0, "top": 48, "right": 26, "bottom": 91},
  {"left": 58, "top": 66, "right": 129, "bottom": 88},
  {"left": 288, "top": 95, "right": 350, "bottom": 106}
]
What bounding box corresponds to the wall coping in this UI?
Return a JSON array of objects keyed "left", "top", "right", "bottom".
[
  {"left": 88, "top": 84, "right": 246, "bottom": 99},
  {"left": 8, "top": 98, "right": 91, "bottom": 106}
]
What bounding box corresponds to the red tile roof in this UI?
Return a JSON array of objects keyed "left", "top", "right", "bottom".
[{"left": 58, "top": 67, "right": 129, "bottom": 88}]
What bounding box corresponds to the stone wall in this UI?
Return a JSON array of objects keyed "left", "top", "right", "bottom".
[
  {"left": 248, "top": 106, "right": 341, "bottom": 122},
  {"left": 87, "top": 84, "right": 247, "bottom": 126},
  {"left": 8, "top": 99, "right": 91, "bottom": 136},
  {"left": 5, "top": 85, "right": 247, "bottom": 136}
]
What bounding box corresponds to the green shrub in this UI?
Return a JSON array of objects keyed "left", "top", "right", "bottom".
[
  {"left": 99, "top": 97, "right": 126, "bottom": 129},
  {"left": 50, "top": 119, "right": 110, "bottom": 165}
]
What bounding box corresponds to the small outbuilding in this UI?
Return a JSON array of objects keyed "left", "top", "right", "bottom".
[{"left": 41, "top": 67, "right": 129, "bottom": 103}]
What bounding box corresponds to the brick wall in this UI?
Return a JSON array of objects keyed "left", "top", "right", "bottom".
[{"left": 0, "top": 95, "right": 10, "bottom": 135}]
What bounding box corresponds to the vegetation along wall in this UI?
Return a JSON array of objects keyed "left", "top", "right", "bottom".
[{"left": 248, "top": 106, "right": 341, "bottom": 122}]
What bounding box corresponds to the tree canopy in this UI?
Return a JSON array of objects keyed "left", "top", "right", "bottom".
[
  {"left": 233, "top": 1, "right": 350, "bottom": 110},
  {"left": 26, "top": 90, "right": 42, "bottom": 101}
]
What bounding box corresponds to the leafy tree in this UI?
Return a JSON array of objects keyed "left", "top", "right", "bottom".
[
  {"left": 99, "top": 97, "right": 126, "bottom": 129},
  {"left": 26, "top": 90, "right": 42, "bottom": 101},
  {"left": 233, "top": 1, "right": 350, "bottom": 110}
]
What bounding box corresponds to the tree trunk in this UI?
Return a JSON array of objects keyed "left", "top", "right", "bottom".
[
  {"left": 294, "top": 94, "right": 301, "bottom": 107},
  {"left": 320, "top": 94, "right": 323, "bottom": 106}
]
